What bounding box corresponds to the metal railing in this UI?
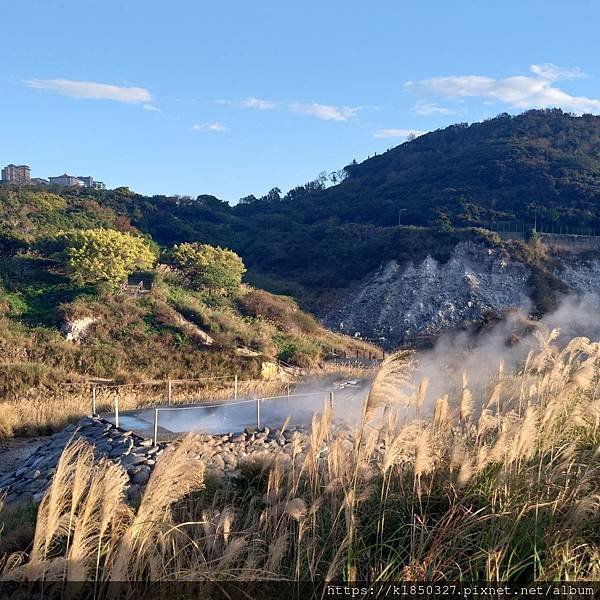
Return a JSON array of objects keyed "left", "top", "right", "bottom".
[
  {"left": 83, "top": 374, "right": 246, "bottom": 418},
  {"left": 149, "top": 390, "right": 335, "bottom": 444}
]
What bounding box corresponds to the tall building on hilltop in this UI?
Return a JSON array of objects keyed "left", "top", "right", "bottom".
[
  {"left": 1, "top": 164, "right": 31, "bottom": 185},
  {"left": 77, "top": 176, "right": 106, "bottom": 189},
  {"left": 49, "top": 174, "right": 106, "bottom": 188},
  {"left": 49, "top": 173, "right": 84, "bottom": 187}
]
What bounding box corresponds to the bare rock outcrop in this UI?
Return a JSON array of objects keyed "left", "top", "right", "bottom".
[
  {"left": 60, "top": 316, "right": 99, "bottom": 342},
  {"left": 322, "top": 242, "right": 531, "bottom": 348}
]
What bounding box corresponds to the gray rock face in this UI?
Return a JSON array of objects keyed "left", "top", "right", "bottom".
[
  {"left": 60, "top": 317, "right": 99, "bottom": 342},
  {"left": 323, "top": 242, "right": 531, "bottom": 347},
  {"left": 557, "top": 256, "right": 600, "bottom": 293}
]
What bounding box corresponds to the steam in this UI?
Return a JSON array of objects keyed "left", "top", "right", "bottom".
[
  {"left": 397, "top": 292, "right": 600, "bottom": 418},
  {"left": 139, "top": 375, "right": 373, "bottom": 435},
  {"left": 130, "top": 292, "right": 600, "bottom": 436}
]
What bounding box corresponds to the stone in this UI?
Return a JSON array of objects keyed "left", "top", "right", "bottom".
[
  {"left": 127, "top": 484, "right": 143, "bottom": 505},
  {"left": 29, "top": 480, "right": 47, "bottom": 492},
  {"left": 60, "top": 316, "right": 99, "bottom": 342},
  {"left": 121, "top": 454, "right": 147, "bottom": 467},
  {"left": 132, "top": 470, "right": 150, "bottom": 485}
]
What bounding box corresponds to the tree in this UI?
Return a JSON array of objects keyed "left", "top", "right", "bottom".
[
  {"left": 260, "top": 187, "right": 282, "bottom": 203},
  {"left": 171, "top": 242, "right": 246, "bottom": 295},
  {"left": 63, "top": 228, "right": 157, "bottom": 287},
  {"left": 114, "top": 186, "right": 136, "bottom": 197},
  {"left": 435, "top": 212, "right": 454, "bottom": 232}
]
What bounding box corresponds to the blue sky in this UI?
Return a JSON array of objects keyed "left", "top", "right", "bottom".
[{"left": 1, "top": 0, "right": 599, "bottom": 201}]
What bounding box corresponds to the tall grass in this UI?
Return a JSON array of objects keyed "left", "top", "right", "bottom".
[{"left": 3, "top": 333, "right": 600, "bottom": 581}]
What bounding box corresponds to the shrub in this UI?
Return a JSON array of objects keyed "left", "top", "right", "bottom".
[
  {"left": 238, "top": 288, "right": 319, "bottom": 334},
  {"left": 62, "top": 228, "right": 157, "bottom": 287},
  {"left": 171, "top": 243, "right": 245, "bottom": 296}
]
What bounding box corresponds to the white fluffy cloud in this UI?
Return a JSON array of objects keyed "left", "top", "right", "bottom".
[
  {"left": 407, "top": 64, "right": 600, "bottom": 114},
  {"left": 413, "top": 101, "right": 455, "bottom": 116},
  {"left": 374, "top": 128, "right": 427, "bottom": 139},
  {"left": 233, "top": 96, "right": 360, "bottom": 121},
  {"left": 193, "top": 122, "right": 229, "bottom": 132},
  {"left": 290, "top": 102, "right": 359, "bottom": 121},
  {"left": 240, "top": 96, "right": 278, "bottom": 110},
  {"left": 27, "top": 78, "right": 154, "bottom": 107}
]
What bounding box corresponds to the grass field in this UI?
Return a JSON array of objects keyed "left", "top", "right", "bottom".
[{"left": 2, "top": 329, "right": 600, "bottom": 582}]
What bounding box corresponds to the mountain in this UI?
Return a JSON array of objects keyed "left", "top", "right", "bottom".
[
  {"left": 301, "top": 108, "right": 600, "bottom": 229},
  {"left": 0, "top": 188, "right": 377, "bottom": 416},
  {"left": 57, "top": 109, "right": 600, "bottom": 293},
  {"left": 3, "top": 108, "right": 600, "bottom": 365}
]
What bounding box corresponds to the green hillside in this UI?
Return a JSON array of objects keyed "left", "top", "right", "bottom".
[
  {"left": 2, "top": 108, "right": 598, "bottom": 397},
  {"left": 0, "top": 187, "right": 376, "bottom": 408},
  {"left": 5, "top": 109, "right": 595, "bottom": 294}
]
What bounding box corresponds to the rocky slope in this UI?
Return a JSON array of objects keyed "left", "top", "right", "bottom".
[
  {"left": 322, "top": 242, "right": 600, "bottom": 348},
  {"left": 0, "top": 416, "right": 307, "bottom": 506}
]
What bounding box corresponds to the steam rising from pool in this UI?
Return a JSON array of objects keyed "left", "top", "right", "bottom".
[{"left": 134, "top": 375, "right": 373, "bottom": 435}]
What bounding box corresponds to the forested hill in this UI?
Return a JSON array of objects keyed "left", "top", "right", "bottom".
[
  {"left": 3, "top": 109, "right": 600, "bottom": 293},
  {"left": 236, "top": 108, "right": 600, "bottom": 229}
]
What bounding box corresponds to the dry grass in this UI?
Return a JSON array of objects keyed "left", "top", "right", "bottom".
[
  {"left": 3, "top": 332, "right": 600, "bottom": 582},
  {"left": 0, "top": 377, "right": 290, "bottom": 439}
]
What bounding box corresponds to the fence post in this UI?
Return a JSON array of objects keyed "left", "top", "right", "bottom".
[
  {"left": 115, "top": 396, "right": 120, "bottom": 429},
  {"left": 153, "top": 409, "right": 159, "bottom": 445},
  {"left": 256, "top": 398, "right": 261, "bottom": 430},
  {"left": 167, "top": 379, "right": 172, "bottom": 406},
  {"left": 328, "top": 391, "right": 334, "bottom": 414},
  {"left": 234, "top": 375, "right": 238, "bottom": 400},
  {"left": 91, "top": 385, "right": 97, "bottom": 416}
]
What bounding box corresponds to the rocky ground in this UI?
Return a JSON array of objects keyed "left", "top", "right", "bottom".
[
  {"left": 323, "top": 242, "right": 531, "bottom": 347},
  {"left": 0, "top": 417, "right": 306, "bottom": 506},
  {"left": 0, "top": 438, "right": 47, "bottom": 479},
  {"left": 323, "top": 241, "right": 600, "bottom": 348}
]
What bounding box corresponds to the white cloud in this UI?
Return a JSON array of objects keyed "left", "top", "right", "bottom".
[
  {"left": 374, "top": 128, "right": 427, "bottom": 139},
  {"left": 240, "top": 96, "right": 278, "bottom": 110},
  {"left": 529, "top": 63, "right": 585, "bottom": 81},
  {"left": 407, "top": 63, "right": 600, "bottom": 114},
  {"left": 413, "top": 101, "right": 455, "bottom": 116},
  {"left": 193, "top": 122, "right": 229, "bottom": 132},
  {"left": 217, "top": 96, "right": 361, "bottom": 122},
  {"left": 27, "top": 78, "right": 154, "bottom": 108},
  {"left": 290, "top": 102, "right": 359, "bottom": 121}
]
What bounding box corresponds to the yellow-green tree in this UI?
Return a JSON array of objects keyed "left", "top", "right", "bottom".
[
  {"left": 171, "top": 242, "right": 245, "bottom": 295},
  {"left": 64, "top": 228, "right": 156, "bottom": 287}
]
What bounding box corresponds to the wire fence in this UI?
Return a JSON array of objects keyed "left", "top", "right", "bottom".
[
  {"left": 485, "top": 222, "right": 600, "bottom": 237},
  {"left": 61, "top": 375, "right": 270, "bottom": 425},
  {"left": 148, "top": 390, "right": 335, "bottom": 444}
]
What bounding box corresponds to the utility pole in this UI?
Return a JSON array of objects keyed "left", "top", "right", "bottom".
[{"left": 398, "top": 208, "right": 407, "bottom": 227}]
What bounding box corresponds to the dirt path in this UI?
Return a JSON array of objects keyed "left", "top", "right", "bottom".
[{"left": 0, "top": 437, "right": 49, "bottom": 478}]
